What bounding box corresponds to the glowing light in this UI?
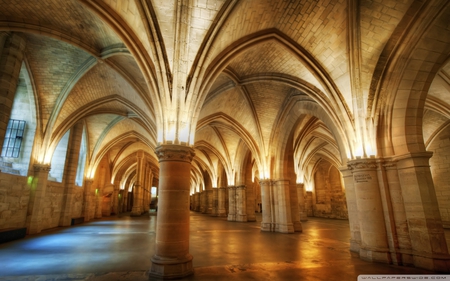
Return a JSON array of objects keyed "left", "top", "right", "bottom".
[
  {"left": 166, "top": 121, "right": 176, "bottom": 142},
  {"left": 27, "top": 176, "right": 34, "bottom": 186},
  {"left": 304, "top": 182, "right": 313, "bottom": 191},
  {"left": 95, "top": 188, "right": 99, "bottom": 195},
  {"left": 354, "top": 145, "right": 364, "bottom": 158},
  {"left": 178, "top": 122, "right": 190, "bottom": 144}
]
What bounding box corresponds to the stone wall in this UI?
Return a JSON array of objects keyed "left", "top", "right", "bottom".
[
  {"left": 429, "top": 125, "right": 450, "bottom": 228},
  {"left": 312, "top": 162, "right": 348, "bottom": 220},
  {"left": 0, "top": 172, "right": 29, "bottom": 229},
  {"left": 41, "top": 181, "right": 64, "bottom": 230}
]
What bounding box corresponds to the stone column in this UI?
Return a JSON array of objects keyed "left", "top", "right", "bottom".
[
  {"left": 205, "top": 189, "right": 213, "bottom": 214},
  {"left": 123, "top": 189, "right": 129, "bottom": 212},
  {"left": 218, "top": 187, "right": 227, "bottom": 217},
  {"left": 131, "top": 152, "right": 143, "bottom": 216},
  {"left": 59, "top": 122, "right": 83, "bottom": 226},
  {"left": 245, "top": 182, "right": 256, "bottom": 222},
  {"left": 260, "top": 179, "right": 274, "bottom": 231},
  {"left": 236, "top": 185, "right": 247, "bottom": 222},
  {"left": 273, "top": 180, "right": 294, "bottom": 233},
  {"left": 26, "top": 164, "right": 51, "bottom": 234},
  {"left": 339, "top": 166, "right": 361, "bottom": 253},
  {"left": 194, "top": 192, "right": 201, "bottom": 211},
  {"left": 212, "top": 188, "right": 218, "bottom": 216},
  {"left": 395, "top": 152, "right": 450, "bottom": 271},
  {"left": 111, "top": 180, "right": 120, "bottom": 215},
  {"left": 83, "top": 179, "right": 94, "bottom": 222},
  {"left": 200, "top": 191, "right": 206, "bottom": 213},
  {"left": 289, "top": 181, "right": 302, "bottom": 231},
  {"left": 0, "top": 33, "right": 26, "bottom": 151},
  {"left": 143, "top": 166, "right": 153, "bottom": 213},
  {"left": 227, "top": 186, "right": 236, "bottom": 221},
  {"left": 149, "top": 145, "right": 195, "bottom": 279},
  {"left": 296, "top": 183, "right": 307, "bottom": 221},
  {"left": 348, "top": 158, "right": 390, "bottom": 263},
  {"left": 382, "top": 159, "right": 413, "bottom": 265}
]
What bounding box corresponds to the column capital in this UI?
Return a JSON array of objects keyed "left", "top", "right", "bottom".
[
  {"left": 84, "top": 178, "right": 94, "bottom": 185},
  {"left": 236, "top": 185, "right": 246, "bottom": 190},
  {"left": 155, "top": 144, "right": 195, "bottom": 163},
  {"left": 393, "top": 151, "right": 433, "bottom": 170},
  {"left": 33, "top": 163, "right": 51, "bottom": 173},
  {"left": 347, "top": 158, "right": 378, "bottom": 171},
  {"left": 259, "top": 179, "right": 272, "bottom": 185},
  {"left": 273, "top": 179, "right": 289, "bottom": 185},
  {"left": 227, "top": 185, "right": 236, "bottom": 190}
]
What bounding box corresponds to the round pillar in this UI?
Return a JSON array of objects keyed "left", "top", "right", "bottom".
[
  {"left": 149, "top": 144, "right": 195, "bottom": 279},
  {"left": 260, "top": 179, "right": 273, "bottom": 231}
]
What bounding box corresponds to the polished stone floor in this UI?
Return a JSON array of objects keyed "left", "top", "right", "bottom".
[{"left": 0, "top": 212, "right": 446, "bottom": 280}]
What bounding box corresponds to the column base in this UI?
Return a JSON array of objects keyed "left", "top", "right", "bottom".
[
  {"left": 293, "top": 221, "right": 302, "bottom": 232},
  {"left": 413, "top": 253, "right": 450, "bottom": 272},
  {"left": 359, "top": 247, "right": 391, "bottom": 263},
  {"left": 349, "top": 239, "right": 361, "bottom": 253},
  {"left": 227, "top": 214, "right": 236, "bottom": 221},
  {"left": 149, "top": 254, "right": 194, "bottom": 279},
  {"left": 261, "top": 222, "right": 274, "bottom": 232},
  {"left": 218, "top": 211, "right": 227, "bottom": 217},
  {"left": 277, "top": 223, "right": 294, "bottom": 233},
  {"left": 130, "top": 211, "right": 142, "bottom": 216},
  {"left": 236, "top": 214, "right": 247, "bottom": 222},
  {"left": 130, "top": 207, "right": 142, "bottom": 217}
]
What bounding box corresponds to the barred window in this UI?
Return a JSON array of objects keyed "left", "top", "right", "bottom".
[{"left": 1, "top": 119, "right": 26, "bottom": 158}]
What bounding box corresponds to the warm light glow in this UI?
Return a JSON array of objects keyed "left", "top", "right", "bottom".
[
  {"left": 365, "top": 142, "right": 376, "bottom": 158},
  {"left": 354, "top": 144, "right": 364, "bottom": 158},
  {"left": 178, "top": 121, "right": 190, "bottom": 143},
  {"left": 166, "top": 121, "right": 176, "bottom": 142},
  {"left": 304, "top": 183, "right": 313, "bottom": 191},
  {"left": 296, "top": 174, "right": 304, "bottom": 184},
  {"left": 86, "top": 167, "right": 95, "bottom": 179}
]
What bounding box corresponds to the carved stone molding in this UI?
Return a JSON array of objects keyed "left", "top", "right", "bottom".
[
  {"left": 155, "top": 144, "right": 195, "bottom": 163},
  {"left": 84, "top": 179, "right": 94, "bottom": 185},
  {"left": 33, "top": 163, "right": 51, "bottom": 173},
  {"left": 259, "top": 179, "right": 272, "bottom": 186},
  {"left": 347, "top": 159, "right": 378, "bottom": 171},
  {"left": 236, "top": 185, "right": 246, "bottom": 190}
]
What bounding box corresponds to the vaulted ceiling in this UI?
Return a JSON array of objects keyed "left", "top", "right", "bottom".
[{"left": 1, "top": 0, "right": 449, "bottom": 190}]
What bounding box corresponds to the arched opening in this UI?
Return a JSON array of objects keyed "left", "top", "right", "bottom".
[{"left": 1, "top": 63, "right": 37, "bottom": 176}]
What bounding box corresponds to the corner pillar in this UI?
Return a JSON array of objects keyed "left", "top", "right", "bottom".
[
  {"left": 395, "top": 152, "right": 450, "bottom": 271},
  {"left": 296, "top": 183, "right": 308, "bottom": 222},
  {"left": 0, "top": 33, "right": 26, "bottom": 151},
  {"left": 131, "top": 152, "right": 144, "bottom": 216},
  {"left": 339, "top": 166, "right": 361, "bottom": 253},
  {"left": 260, "top": 179, "right": 274, "bottom": 231},
  {"left": 205, "top": 189, "right": 213, "bottom": 214},
  {"left": 348, "top": 158, "right": 390, "bottom": 263},
  {"left": 59, "top": 121, "right": 83, "bottom": 226},
  {"left": 273, "top": 179, "right": 294, "bottom": 233},
  {"left": 227, "top": 186, "right": 236, "bottom": 221},
  {"left": 218, "top": 187, "right": 227, "bottom": 217},
  {"left": 83, "top": 179, "right": 94, "bottom": 222},
  {"left": 211, "top": 188, "right": 218, "bottom": 216},
  {"left": 236, "top": 185, "right": 247, "bottom": 222},
  {"left": 26, "top": 164, "right": 51, "bottom": 234}
]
